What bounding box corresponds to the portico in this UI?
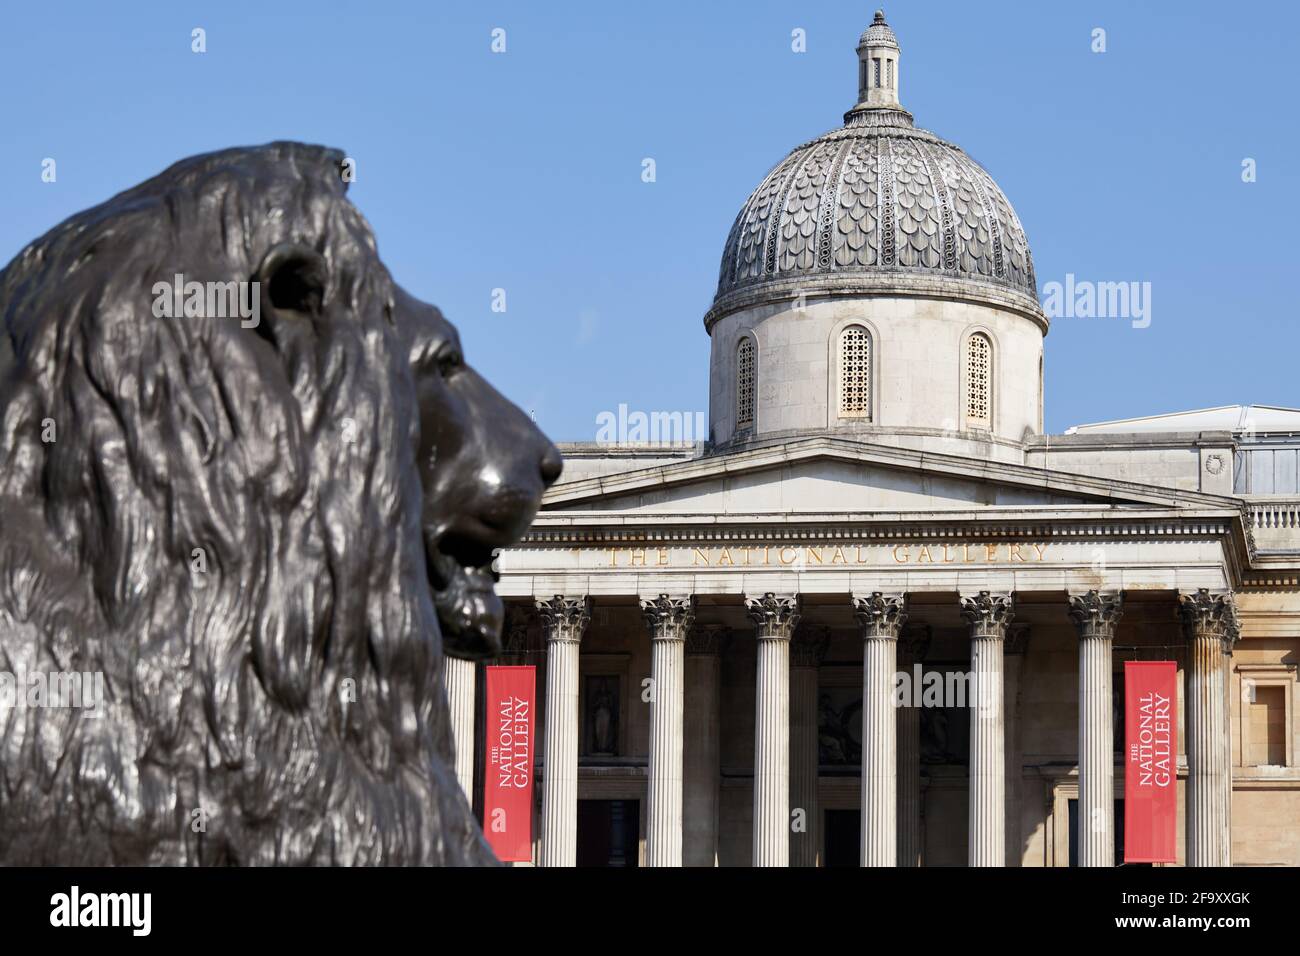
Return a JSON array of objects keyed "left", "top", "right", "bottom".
[{"left": 480, "top": 480, "right": 1251, "bottom": 866}]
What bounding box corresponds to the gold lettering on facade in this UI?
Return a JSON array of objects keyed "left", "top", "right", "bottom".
[
  {"left": 985, "top": 543, "right": 1000, "bottom": 562},
  {"left": 831, "top": 546, "right": 847, "bottom": 565},
  {"left": 893, "top": 545, "right": 910, "bottom": 564},
  {"left": 1010, "top": 543, "right": 1026, "bottom": 563},
  {"left": 780, "top": 547, "right": 799, "bottom": 565},
  {"left": 692, "top": 547, "right": 709, "bottom": 566},
  {"left": 916, "top": 545, "right": 934, "bottom": 564},
  {"left": 717, "top": 548, "right": 733, "bottom": 567},
  {"left": 656, "top": 547, "right": 669, "bottom": 566},
  {"left": 630, "top": 548, "right": 646, "bottom": 567},
  {"left": 805, "top": 547, "right": 824, "bottom": 565}
]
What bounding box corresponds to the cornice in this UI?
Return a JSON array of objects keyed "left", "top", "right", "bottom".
[
  {"left": 704, "top": 271, "right": 1047, "bottom": 334},
  {"left": 542, "top": 434, "right": 1245, "bottom": 512},
  {"left": 519, "top": 509, "right": 1239, "bottom": 545}
]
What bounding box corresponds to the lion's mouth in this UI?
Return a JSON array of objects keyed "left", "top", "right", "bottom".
[{"left": 425, "top": 531, "right": 504, "bottom": 660}]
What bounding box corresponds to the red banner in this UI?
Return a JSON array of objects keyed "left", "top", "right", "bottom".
[
  {"left": 1124, "top": 661, "right": 1177, "bottom": 863},
  {"left": 483, "top": 665, "right": 536, "bottom": 862}
]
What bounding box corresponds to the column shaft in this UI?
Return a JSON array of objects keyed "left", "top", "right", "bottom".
[
  {"left": 647, "top": 635, "right": 684, "bottom": 865},
  {"left": 854, "top": 593, "right": 907, "bottom": 867},
  {"left": 746, "top": 593, "right": 801, "bottom": 867},
  {"left": 960, "top": 591, "right": 1014, "bottom": 867},
  {"left": 753, "top": 636, "right": 790, "bottom": 866},
  {"left": 442, "top": 656, "right": 476, "bottom": 799},
  {"left": 1181, "top": 589, "right": 1237, "bottom": 866},
  {"left": 642, "top": 595, "right": 694, "bottom": 867},
  {"left": 1069, "top": 591, "right": 1122, "bottom": 867},
  {"left": 536, "top": 596, "right": 590, "bottom": 868},
  {"left": 861, "top": 634, "right": 897, "bottom": 865}
]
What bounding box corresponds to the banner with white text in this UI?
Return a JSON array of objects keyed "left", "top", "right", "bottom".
[
  {"left": 483, "top": 665, "right": 536, "bottom": 862},
  {"left": 1124, "top": 661, "right": 1178, "bottom": 863}
]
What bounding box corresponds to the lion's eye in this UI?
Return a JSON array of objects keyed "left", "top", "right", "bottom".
[{"left": 436, "top": 348, "right": 464, "bottom": 378}]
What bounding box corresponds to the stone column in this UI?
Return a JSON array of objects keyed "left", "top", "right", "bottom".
[
  {"left": 1068, "top": 591, "right": 1123, "bottom": 867},
  {"left": 684, "top": 624, "right": 726, "bottom": 866},
  {"left": 853, "top": 592, "right": 908, "bottom": 867},
  {"left": 536, "top": 594, "right": 590, "bottom": 868},
  {"left": 959, "top": 590, "right": 1015, "bottom": 867},
  {"left": 745, "top": 592, "right": 802, "bottom": 867},
  {"left": 442, "top": 656, "right": 476, "bottom": 799},
  {"left": 640, "top": 594, "right": 695, "bottom": 867},
  {"left": 897, "top": 623, "right": 930, "bottom": 867},
  {"left": 1179, "top": 588, "right": 1239, "bottom": 867},
  {"left": 790, "top": 625, "right": 829, "bottom": 867}
]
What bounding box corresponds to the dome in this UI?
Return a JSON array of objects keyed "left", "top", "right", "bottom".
[{"left": 708, "top": 13, "right": 1041, "bottom": 329}]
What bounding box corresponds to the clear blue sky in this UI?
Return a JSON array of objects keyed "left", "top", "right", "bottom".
[{"left": 2, "top": 1, "right": 1296, "bottom": 439}]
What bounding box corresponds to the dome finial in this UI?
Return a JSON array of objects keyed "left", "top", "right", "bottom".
[{"left": 853, "top": 10, "right": 903, "bottom": 113}]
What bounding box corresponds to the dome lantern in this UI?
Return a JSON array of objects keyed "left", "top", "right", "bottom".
[{"left": 853, "top": 10, "right": 904, "bottom": 115}]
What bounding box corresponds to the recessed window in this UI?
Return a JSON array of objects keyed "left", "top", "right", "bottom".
[
  {"left": 736, "top": 337, "right": 755, "bottom": 431},
  {"left": 1248, "top": 685, "right": 1286, "bottom": 766},
  {"left": 838, "top": 324, "right": 872, "bottom": 419},
  {"left": 965, "top": 332, "right": 993, "bottom": 429}
]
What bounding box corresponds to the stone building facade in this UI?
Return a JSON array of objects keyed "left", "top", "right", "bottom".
[{"left": 448, "top": 13, "right": 1300, "bottom": 866}]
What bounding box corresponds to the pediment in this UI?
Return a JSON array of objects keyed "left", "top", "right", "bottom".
[{"left": 544, "top": 437, "right": 1230, "bottom": 516}]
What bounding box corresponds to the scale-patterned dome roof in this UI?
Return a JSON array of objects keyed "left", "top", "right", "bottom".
[{"left": 709, "top": 13, "right": 1040, "bottom": 326}]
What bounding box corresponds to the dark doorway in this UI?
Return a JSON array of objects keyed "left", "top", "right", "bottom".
[
  {"left": 1067, "top": 798, "right": 1148, "bottom": 866},
  {"left": 576, "top": 799, "right": 639, "bottom": 867},
  {"left": 823, "top": 809, "right": 860, "bottom": 867}
]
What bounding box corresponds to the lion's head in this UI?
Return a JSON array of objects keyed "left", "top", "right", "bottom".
[{"left": 0, "top": 142, "right": 559, "bottom": 864}]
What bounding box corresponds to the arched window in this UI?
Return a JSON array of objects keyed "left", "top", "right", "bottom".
[
  {"left": 736, "top": 337, "right": 755, "bottom": 431},
  {"left": 965, "top": 332, "right": 993, "bottom": 429},
  {"left": 838, "top": 324, "right": 872, "bottom": 419}
]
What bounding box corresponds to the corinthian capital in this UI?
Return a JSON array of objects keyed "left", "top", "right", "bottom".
[
  {"left": 1067, "top": 590, "right": 1124, "bottom": 640},
  {"left": 535, "top": 594, "right": 592, "bottom": 644},
  {"left": 959, "top": 591, "right": 1015, "bottom": 638},
  {"left": 640, "top": 594, "right": 696, "bottom": 641},
  {"left": 744, "top": 592, "right": 802, "bottom": 639},
  {"left": 852, "top": 592, "right": 909, "bottom": 640},
  {"left": 1178, "top": 588, "right": 1239, "bottom": 649}
]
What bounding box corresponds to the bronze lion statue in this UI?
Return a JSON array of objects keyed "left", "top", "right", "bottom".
[{"left": 0, "top": 142, "right": 561, "bottom": 864}]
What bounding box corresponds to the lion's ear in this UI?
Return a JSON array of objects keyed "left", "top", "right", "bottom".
[{"left": 255, "top": 243, "right": 327, "bottom": 320}]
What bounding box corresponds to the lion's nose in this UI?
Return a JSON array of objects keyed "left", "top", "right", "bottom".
[{"left": 539, "top": 444, "right": 563, "bottom": 486}]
